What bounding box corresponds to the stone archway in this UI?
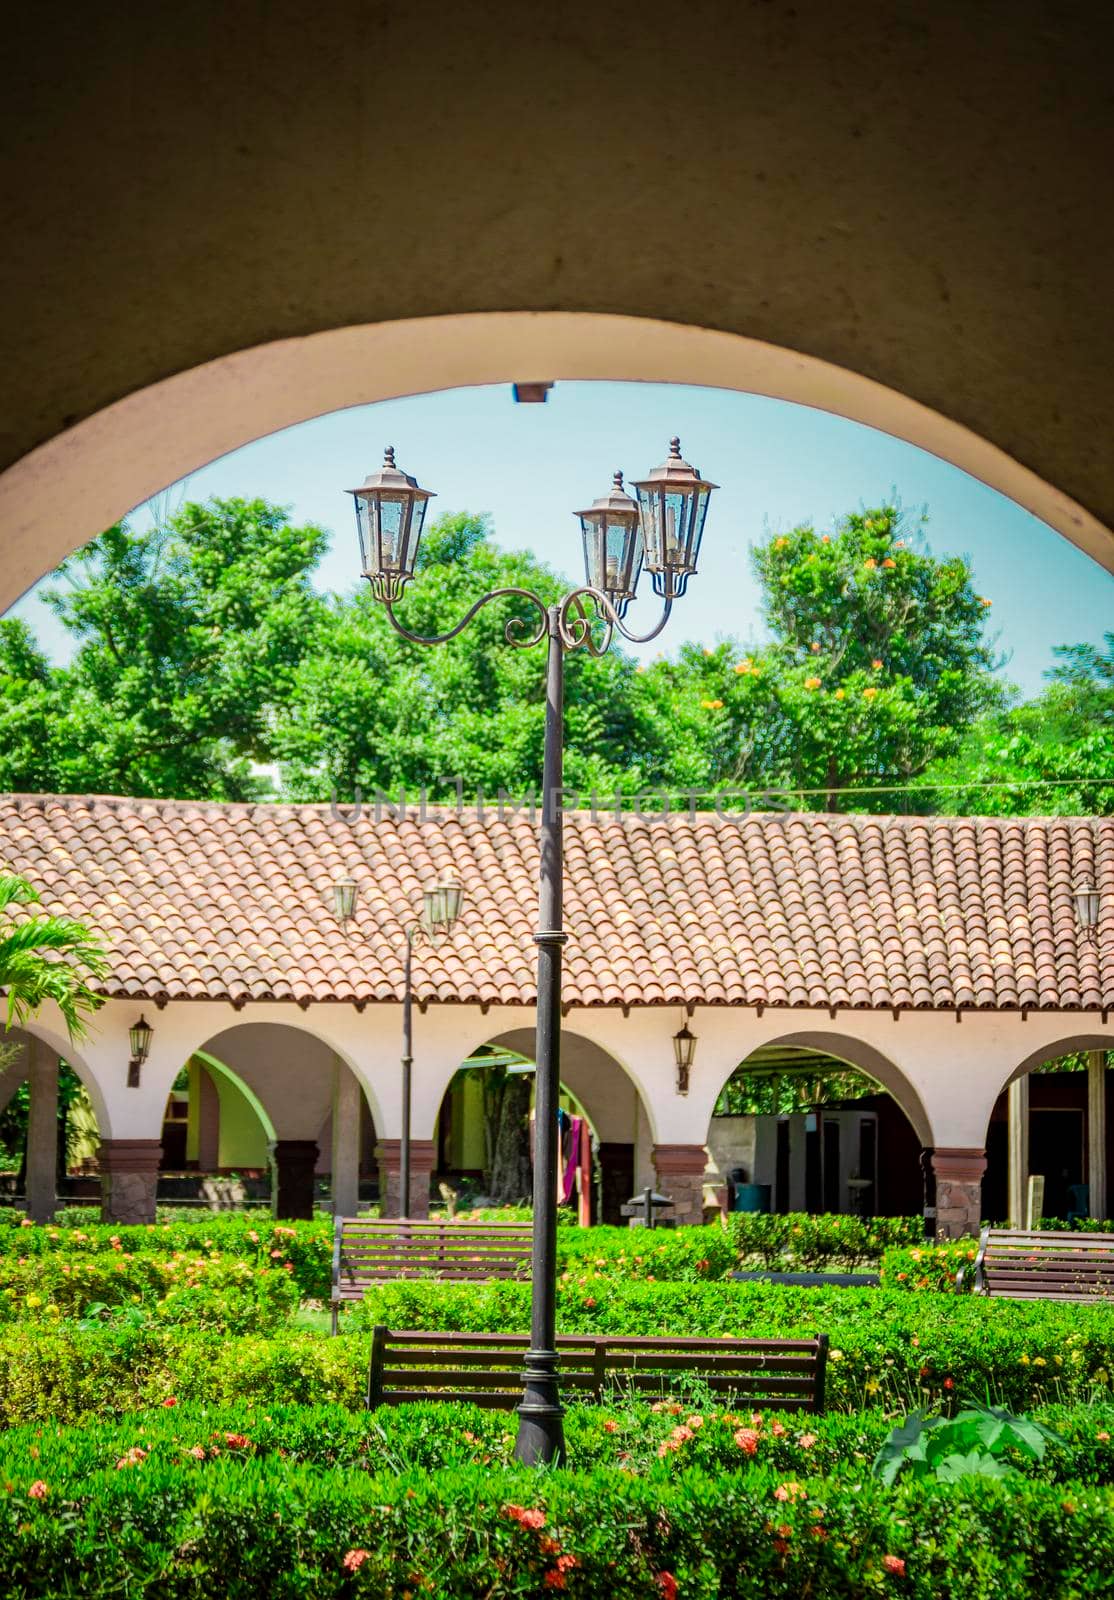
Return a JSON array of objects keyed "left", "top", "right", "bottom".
[
  {"left": 708, "top": 1034, "right": 930, "bottom": 1225},
  {"left": 989, "top": 1034, "right": 1114, "bottom": 1229},
  {"left": 3, "top": 313, "right": 1111, "bottom": 617},
  {"left": 430, "top": 1026, "right": 656, "bottom": 1226},
  {"left": 0, "top": 1024, "right": 105, "bottom": 1223},
  {"left": 5, "top": 3, "right": 1114, "bottom": 589}
]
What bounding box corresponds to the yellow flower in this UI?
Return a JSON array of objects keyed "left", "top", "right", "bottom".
[
  {"left": 864, "top": 1379, "right": 881, "bottom": 1394},
  {"left": 1033, "top": 1357, "right": 1047, "bottom": 1367},
  {"left": 980, "top": 596, "right": 993, "bottom": 607},
  {"left": 863, "top": 558, "right": 877, "bottom": 570},
  {"left": 805, "top": 676, "right": 822, "bottom": 690},
  {"left": 1019, "top": 1354, "right": 1030, "bottom": 1365},
  {"left": 862, "top": 686, "right": 879, "bottom": 700},
  {"left": 810, "top": 642, "right": 821, "bottom": 653},
  {"left": 775, "top": 537, "right": 789, "bottom": 549},
  {"left": 701, "top": 698, "right": 724, "bottom": 710},
  {"left": 735, "top": 659, "right": 752, "bottom": 674},
  {"left": 834, "top": 689, "right": 845, "bottom": 700},
  {"left": 25, "top": 1295, "right": 42, "bottom": 1309},
  {"left": 829, "top": 1349, "right": 844, "bottom": 1362}
]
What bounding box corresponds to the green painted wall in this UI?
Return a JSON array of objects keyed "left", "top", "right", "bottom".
[{"left": 215, "top": 1071, "right": 269, "bottom": 1169}]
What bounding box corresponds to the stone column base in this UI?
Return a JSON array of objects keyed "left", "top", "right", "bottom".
[
  {"left": 652, "top": 1143, "right": 709, "bottom": 1227},
  {"left": 377, "top": 1139, "right": 436, "bottom": 1219},
  {"left": 269, "top": 1139, "right": 319, "bottom": 1221},
  {"left": 98, "top": 1139, "right": 162, "bottom": 1225},
  {"left": 932, "top": 1147, "right": 986, "bottom": 1239}
]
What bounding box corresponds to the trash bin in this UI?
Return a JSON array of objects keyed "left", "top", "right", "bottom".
[{"left": 732, "top": 1183, "right": 771, "bottom": 1214}]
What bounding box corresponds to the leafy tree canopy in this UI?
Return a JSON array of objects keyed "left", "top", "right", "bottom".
[
  {"left": 921, "top": 633, "right": 1114, "bottom": 815},
  {"left": 637, "top": 505, "right": 1002, "bottom": 809}
]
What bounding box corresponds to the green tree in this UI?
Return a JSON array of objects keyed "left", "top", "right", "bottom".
[
  {"left": 641, "top": 505, "right": 1002, "bottom": 809},
  {"left": 922, "top": 632, "right": 1114, "bottom": 815},
  {"left": 0, "top": 873, "right": 106, "bottom": 1037},
  {"left": 274, "top": 512, "right": 667, "bottom": 803},
  {"left": 0, "top": 499, "right": 330, "bottom": 800}
]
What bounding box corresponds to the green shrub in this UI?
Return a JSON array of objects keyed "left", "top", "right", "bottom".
[
  {"left": 2, "top": 1440, "right": 1114, "bottom": 1597},
  {"left": 4, "top": 1397, "right": 1114, "bottom": 1488},
  {"left": 879, "top": 1240, "right": 977, "bottom": 1292},
  {"left": 5, "top": 1282, "right": 1114, "bottom": 1423},
  {"left": 0, "top": 1215, "right": 333, "bottom": 1298},
  {"left": 0, "top": 1249, "right": 300, "bottom": 1333}
]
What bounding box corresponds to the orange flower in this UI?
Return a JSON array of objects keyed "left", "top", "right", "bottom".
[
  {"left": 27, "top": 1481, "right": 48, "bottom": 1499},
  {"left": 775, "top": 537, "right": 789, "bottom": 549},
  {"left": 735, "top": 661, "right": 751, "bottom": 674},
  {"left": 863, "top": 686, "right": 879, "bottom": 700},
  {"left": 810, "top": 642, "right": 821, "bottom": 653},
  {"left": 774, "top": 1481, "right": 806, "bottom": 1502},
  {"left": 863, "top": 558, "right": 877, "bottom": 570},
  {"left": 883, "top": 1555, "right": 906, "bottom": 1576},
  {"left": 834, "top": 688, "right": 845, "bottom": 700},
  {"left": 504, "top": 1505, "right": 546, "bottom": 1530},
  {"left": 603, "top": 1419, "right": 619, "bottom": 1433},
  {"left": 882, "top": 557, "right": 896, "bottom": 568},
  {"left": 871, "top": 659, "right": 883, "bottom": 669},
  {"left": 343, "top": 1550, "right": 371, "bottom": 1573},
  {"left": 734, "top": 1428, "right": 760, "bottom": 1454},
  {"left": 821, "top": 534, "right": 830, "bottom": 543},
  {"left": 980, "top": 596, "right": 993, "bottom": 606},
  {"left": 804, "top": 676, "right": 822, "bottom": 690}
]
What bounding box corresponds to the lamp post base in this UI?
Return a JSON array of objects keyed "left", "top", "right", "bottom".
[{"left": 513, "top": 1348, "right": 565, "bottom": 1465}]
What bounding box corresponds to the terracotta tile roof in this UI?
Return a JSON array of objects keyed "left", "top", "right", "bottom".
[{"left": 0, "top": 794, "right": 1111, "bottom": 1014}]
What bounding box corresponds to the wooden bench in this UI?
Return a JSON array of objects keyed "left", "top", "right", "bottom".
[
  {"left": 367, "top": 1327, "right": 829, "bottom": 1412},
  {"left": 967, "top": 1227, "right": 1114, "bottom": 1300},
  {"left": 331, "top": 1217, "right": 532, "bottom": 1333}
]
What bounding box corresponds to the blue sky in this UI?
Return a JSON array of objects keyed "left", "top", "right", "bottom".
[{"left": 8, "top": 381, "right": 1111, "bottom": 696}]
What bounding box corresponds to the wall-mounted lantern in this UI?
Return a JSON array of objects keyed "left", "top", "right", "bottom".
[
  {"left": 127, "top": 1014, "right": 152, "bottom": 1088},
  {"left": 673, "top": 1014, "right": 697, "bottom": 1096}
]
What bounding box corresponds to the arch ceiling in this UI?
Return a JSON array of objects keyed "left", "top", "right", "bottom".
[{"left": 3, "top": 1, "right": 1114, "bottom": 607}]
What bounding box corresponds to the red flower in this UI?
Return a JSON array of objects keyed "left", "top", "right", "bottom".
[
  {"left": 343, "top": 1549, "right": 371, "bottom": 1572},
  {"left": 603, "top": 1420, "right": 619, "bottom": 1433},
  {"left": 27, "top": 1481, "right": 48, "bottom": 1499},
  {"left": 161, "top": 1397, "right": 178, "bottom": 1408},
  {"left": 734, "top": 1428, "right": 760, "bottom": 1455},
  {"left": 943, "top": 1378, "right": 955, "bottom": 1391},
  {"left": 883, "top": 1555, "right": 906, "bottom": 1576},
  {"left": 656, "top": 1575, "right": 678, "bottom": 1600},
  {"left": 503, "top": 1504, "right": 546, "bottom": 1530},
  {"left": 224, "top": 1434, "right": 250, "bottom": 1449}
]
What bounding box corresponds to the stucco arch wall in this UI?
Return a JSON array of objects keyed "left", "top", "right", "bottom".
[
  {"left": 487, "top": 1026, "right": 652, "bottom": 1149},
  {"left": 2, "top": 314, "right": 1111, "bottom": 616},
  {"left": 731, "top": 1029, "right": 934, "bottom": 1149},
  {"left": 0, "top": 1020, "right": 109, "bottom": 1141},
  {"left": 4, "top": 1, "right": 1114, "bottom": 599}
]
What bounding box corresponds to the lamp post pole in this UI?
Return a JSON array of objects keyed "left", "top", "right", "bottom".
[
  {"left": 400, "top": 930, "right": 414, "bottom": 1220},
  {"left": 515, "top": 611, "right": 567, "bottom": 1462},
  {"left": 333, "top": 877, "right": 464, "bottom": 1224},
  {"left": 345, "top": 439, "right": 716, "bottom": 1465}
]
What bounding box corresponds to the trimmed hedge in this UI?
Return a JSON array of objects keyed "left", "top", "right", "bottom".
[
  {"left": 5, "top": 1281, "right": 1114, "bottom": 1422},
  {"left": 2, "top": 1444, "right": 1114, "bottom": 1596},
  {"left": 0, "top": 1251, "right": 299, "bottom": 1333},
  {"left": 6, "top": 1397, "right": 1114, "bottom": 1487}
]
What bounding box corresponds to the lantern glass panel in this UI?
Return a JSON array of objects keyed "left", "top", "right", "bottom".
[
  {"left": 334, "top": 876, "right": 358, "bottom": 922},
  {"left": 673, "top": 1024, "right": 696, "bottom": 1072}
]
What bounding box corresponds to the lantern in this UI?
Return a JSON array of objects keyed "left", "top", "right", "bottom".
[
  {"left": 127, "top": 1014, "right": 152, "bottom": 1088},
  {"left": 1074, "top": 879, "right": 1101, "bottom": 940},
  {"left": 348, "top": 446, "right": 436, "bottom": 601},
  {"left": 673, "top": 1016, "right": 697, "bottom": 1095},
  {"left": 422, "top": 874, "right": 465, "bottom": 940},
  {"left": 632, "top": 438, "right": 717, "bottom": 599},
  {"left": 575, "top": 471, "right": 643, "bottom": 618},
  {"left": 129, "top": 1015, "right": 153, "bottom": 1065},
  {"left": 333, "top": 874, "right": 359, "bottom": 924}
]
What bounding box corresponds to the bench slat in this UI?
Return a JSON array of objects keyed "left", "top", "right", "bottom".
[
  {"left": 973, "top": 1226, "right": 1114, "bottom": 1301},
  {"left": 366, "top": 1326, "right": 829, "bottom": 1413}
]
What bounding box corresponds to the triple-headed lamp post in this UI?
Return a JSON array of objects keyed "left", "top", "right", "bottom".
[{"left": 345, "top": 436, "right": 716, "bottom": 1464}]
